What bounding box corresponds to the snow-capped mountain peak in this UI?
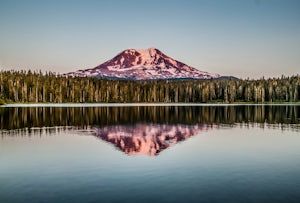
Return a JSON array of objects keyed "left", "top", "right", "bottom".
[{"left": 64, "top": 48, "right": 220, "bottom": 80}]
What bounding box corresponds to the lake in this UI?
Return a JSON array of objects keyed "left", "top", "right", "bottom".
[{"left": 0, "top": 105, "right": 300, "bottom": 203}]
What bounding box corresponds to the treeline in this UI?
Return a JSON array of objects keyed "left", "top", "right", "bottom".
[
  {"left": 1, "top": 105, "right": 299, "bottom": 130},
  {"left": 0, "top": 70, "right": 300, "bottom": 103}
]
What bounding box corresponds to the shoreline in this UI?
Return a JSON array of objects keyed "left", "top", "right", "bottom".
[{"left": 1, "top": 102, "right": 300, "bottom": 107}]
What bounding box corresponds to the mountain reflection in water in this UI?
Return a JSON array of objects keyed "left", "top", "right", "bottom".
[{"left": 88, "top": 124, "right": 210, "bottom": 156}]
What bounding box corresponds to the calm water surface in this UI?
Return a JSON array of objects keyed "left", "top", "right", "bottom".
[{"left": 0, "top": 105, "right": 300, "bottom": 203}]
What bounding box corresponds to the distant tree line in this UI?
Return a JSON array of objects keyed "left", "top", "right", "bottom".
[{"left": 0, "top": 70, "right": 300, "bottom": 103}]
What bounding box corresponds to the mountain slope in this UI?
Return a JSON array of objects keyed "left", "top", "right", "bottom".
[{"left": 64, "top": 48, "right": 220, "bottom": 80}]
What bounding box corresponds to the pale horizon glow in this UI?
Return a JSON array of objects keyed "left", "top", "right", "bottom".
[{"left": 0, "top": 0, "right": 299, "bottom": 79}]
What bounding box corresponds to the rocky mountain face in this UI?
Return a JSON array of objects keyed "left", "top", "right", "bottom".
[{"left": 64, "top": 48, "right": 220, "bottom": 80}]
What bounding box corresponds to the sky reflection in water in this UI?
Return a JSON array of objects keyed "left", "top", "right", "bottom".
[{"left": 0, "top": 105, "right": 300, "bottom": 203}]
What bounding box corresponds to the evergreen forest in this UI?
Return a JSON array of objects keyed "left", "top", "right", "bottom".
[{"left": 0, "top": 70, "right": 300, "bottom": 104}]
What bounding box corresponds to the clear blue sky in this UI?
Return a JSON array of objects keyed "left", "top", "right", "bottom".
[{"left": 0, "top": 0, "right": 299, "bottom": 78}]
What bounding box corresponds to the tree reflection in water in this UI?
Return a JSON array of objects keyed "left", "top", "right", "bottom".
[{"left": 1, "top": 105, "right": 299, "bottom": 156}]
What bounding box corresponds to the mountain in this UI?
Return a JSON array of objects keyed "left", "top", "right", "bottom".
[{"left": 64, "top": 48, "right": 220, "bottom": 80}]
